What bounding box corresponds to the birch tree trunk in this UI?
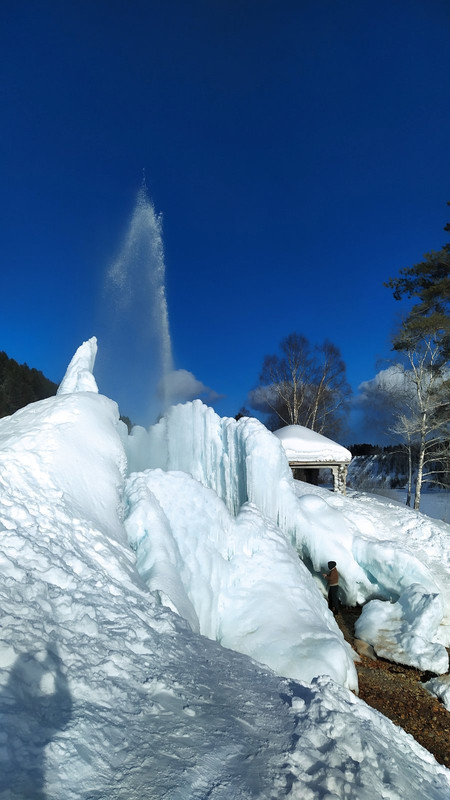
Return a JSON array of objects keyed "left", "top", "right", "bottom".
[{"left": 413, "top": 411, "right": 427, "bottom": 510}]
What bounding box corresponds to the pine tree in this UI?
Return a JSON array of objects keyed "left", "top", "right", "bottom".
[
  {"left": 0, "top": 352, "right": 57, "bottom": 418},
  {"left": 385, "top": 204, "right": 450, "bottom": 509},
  {"left": 385, "top": 202, "right": 450, "bottom": 361}
]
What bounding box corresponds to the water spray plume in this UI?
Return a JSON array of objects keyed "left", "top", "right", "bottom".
[{"left": 106, "top": 183, "right": 174, "bottom": 420}]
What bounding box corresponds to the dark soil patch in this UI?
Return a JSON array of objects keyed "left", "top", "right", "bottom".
[{"left": 337, "top": 606, "right": 450, "bottom": 768}]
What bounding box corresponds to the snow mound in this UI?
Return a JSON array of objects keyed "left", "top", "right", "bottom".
[
  {"left": 285, "top": 674, "right": 449, "bottom": 799},
  {"left": 355, "top": 584, "right": 449, "bottom": 673},
  {"left": 125, "top": 468, "right": 357, "bottom": 688},
  {"left": 124, "top": 400, "right": 450, "bottom": 670}
]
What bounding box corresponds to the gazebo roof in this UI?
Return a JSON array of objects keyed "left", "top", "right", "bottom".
[{"left": 273, "top": 425, "right": 352, "bottom": 464}]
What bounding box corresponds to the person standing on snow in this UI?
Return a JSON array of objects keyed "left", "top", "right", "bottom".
[{"left": 323, "top": 560, "right": 339, "bottom": 615}]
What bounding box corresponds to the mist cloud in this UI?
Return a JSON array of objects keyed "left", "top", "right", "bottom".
[
  {"left": 247, "top": 384, "right": 279, "bottom": 413},
  {"left": 355, "top": 365, "right": 410, "bottom": 407},
  {"left": 159, "top": 369, "right": 224, "bottom": 405}
]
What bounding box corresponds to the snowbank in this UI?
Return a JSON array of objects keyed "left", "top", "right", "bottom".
[
  {"left": 0, "top": 341, "right": 449, "bottom": 798},
  {"left": 355, "top": 584, "right": 449, "bottom": 673}
]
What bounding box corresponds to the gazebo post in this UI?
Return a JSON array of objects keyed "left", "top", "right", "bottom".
[
  {"left": 337, "top": 464, "right": 347, "bottom": 494},
  {"left": 331, "top": 466, "right": 338, "bottom": 493}
]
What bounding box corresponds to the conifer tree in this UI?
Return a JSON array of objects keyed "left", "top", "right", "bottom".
[
  {"left": 385, "top": 201, "right": 449, "bottom": 361},
  {"left": 385, "top": 204, "right": 450, "bottom": 509},
  {"left": 0, "top": 352, "right": 57, "bottom": 417}
]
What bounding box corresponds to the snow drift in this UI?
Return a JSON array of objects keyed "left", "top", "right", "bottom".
[{"left": 0, "top": 338, "right": 449, "bottom": 799}]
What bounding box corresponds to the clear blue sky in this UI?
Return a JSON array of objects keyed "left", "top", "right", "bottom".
[{"left": 1, "top": 0, "right": 449, "bottom": 440}]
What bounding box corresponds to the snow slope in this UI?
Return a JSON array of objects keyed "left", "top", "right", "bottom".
[{"left": 0, "top": 339, "right": 449, "bottom": 798}]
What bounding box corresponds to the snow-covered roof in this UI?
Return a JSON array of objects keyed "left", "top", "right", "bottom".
[{"left": 273, "top": 425, "right": 352, "bottom": 464}]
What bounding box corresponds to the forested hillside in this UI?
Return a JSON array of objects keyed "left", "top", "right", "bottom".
[
  {"left": 347, "top": 444, "right": 449, "bottom": 494},
  {"left": 0, "top": 352, "right": 57, "bottom": 418}
]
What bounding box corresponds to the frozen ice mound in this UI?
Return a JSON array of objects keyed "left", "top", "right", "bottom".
[{"left": 355, "top": 584, "right": 449, "bottom": 673}]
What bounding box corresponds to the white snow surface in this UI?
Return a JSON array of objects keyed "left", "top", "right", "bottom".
[
  {"left": 273, "top": 423, "right": 352, "bottom": 462},
  {"left": 0, "top": 340, "right": 449, "bottom": 798},
  {"left": 355, "top": 585, "right": 448, "bottom": 673},
  {"left": 424, "top": 675, "right": 450, "bottom": 712}
]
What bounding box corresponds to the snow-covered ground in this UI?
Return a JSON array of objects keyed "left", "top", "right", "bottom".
[
  {"left": 0, "top": 339, "right": 449, "bottom": 799},
  {"left": 370, "top": 488, "right": 450, "bottom": 525},
  {"left": 347, "top": 455, "right": 449, "bottom": 524}
]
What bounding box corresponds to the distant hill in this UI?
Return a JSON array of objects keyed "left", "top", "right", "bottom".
[
  {"left": 347, "top": 450, "right": 409, "bottom": 491},
  {"left": 347, "top": 444, "right": 449, "bottom": 493},
  {"left": 0, "top": 351, "right": 58, "bottom": 418}
]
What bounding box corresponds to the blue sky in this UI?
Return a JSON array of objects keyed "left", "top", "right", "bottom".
[{"left": 1, "top": 0, "right": 449, "bottom": 440}]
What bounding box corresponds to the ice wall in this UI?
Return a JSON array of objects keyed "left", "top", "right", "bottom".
[
  {"left": 125, "top": 468, "right": 358, "bottom": 688},
  {"left": 126, "top": 401, "right": 261, "bottom": 515},
  {"left": 124, "top": 400, "right": 440, "bottom": 605},
  {"left": 123, "top": 400, "right": 449, "bottom": 668}
]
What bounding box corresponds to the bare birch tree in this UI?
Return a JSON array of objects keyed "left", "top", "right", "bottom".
[
  {"left": 399, "top": 337, "right": 449, "bottom": 509},
  {"left": 250, "top": 333, "right": 351, "bottom": 436},
  {"left": 385, "top": 202, "right": 450, "bottom": 509},
  {"left": 357, "top": 356, "right": 449, "bottom": 509}
]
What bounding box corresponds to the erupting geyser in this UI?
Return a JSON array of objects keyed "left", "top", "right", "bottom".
[{"left": 105, "top": 181, "right": 174, "bottom": 420}]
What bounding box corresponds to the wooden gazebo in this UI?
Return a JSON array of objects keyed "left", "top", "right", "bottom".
[{"left": 273, "top": 425, "right": 352, "bottom": 494}]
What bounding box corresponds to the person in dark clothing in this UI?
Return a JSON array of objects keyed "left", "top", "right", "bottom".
[{"left": 323, "top": 560, "right": 339, "bottom": 615}]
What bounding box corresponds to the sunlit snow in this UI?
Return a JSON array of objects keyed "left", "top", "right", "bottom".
[
  {"left": 0, "top": 338, "right": 449, "bottom": 799},
  {"left": 273, "top": 423, "right": 352, "bottom": 462}
]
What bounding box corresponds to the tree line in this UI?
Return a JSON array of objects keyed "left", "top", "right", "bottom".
[
  {"left": 379, "top": 203, "right": 449, "bottom": 508},
  {"left": 348, "top": 444, "right": 449, "bottom": 493},
  {"left": 0, "top": 352, "right": 57, "bottom": 418}
]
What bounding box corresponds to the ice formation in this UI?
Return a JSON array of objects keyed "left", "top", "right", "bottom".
[
  {"left": 0, "top": 339, "right": 449, "bottom": 798},
  {"left": 355, "top": 584, "right": 448, "bottom": 673},
  {"left": 123, "top": 398, "right": 450, "bottom": 672},
  {"left": 125, "top": 469, "right": 356, "bottom": 687},
  {"left": 424, "top": 674, "right": 450, "bottom": 712},
  {"left": 57, "top": 337, "right": 99, "bottom": 395}
]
